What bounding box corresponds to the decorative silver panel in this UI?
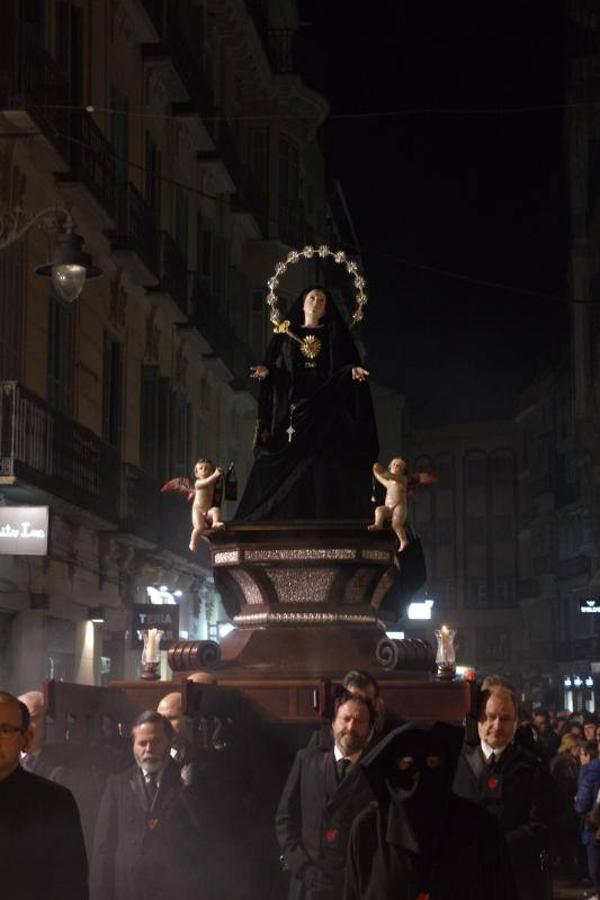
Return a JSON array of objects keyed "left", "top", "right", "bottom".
[
  {"left": 230, "top": 569, "right": 263, "bottom": 606},
  {"left": 214, "top": 550, "right": 240, "bottom": 565},
  {"left": 234, "top": 611, "right": 381, "bottom": 626},
  {"left": 244, "top": 548, "right": 356, "bottom": 562},
  {"left": 266, "top": 567, "right": 337, "bottom": 603},
  {"left": 361, "top": 549, "right": 392, "bottom": 563}
]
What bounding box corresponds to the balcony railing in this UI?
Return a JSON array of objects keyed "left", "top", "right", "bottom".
[
  {"left": 0, "top": 20, "right": 70, "bottom": 159},
  {"left": 0, "top": 21, "right": 116, "bottom": 220},
  {"left": 191, "top": 275, "right": 256, "bottom": 392},
  {"left": 67, "top": 113, "right": 117, "bottom": 218},
  {"left": 0, "top": 382, "right": 120, "bottom": 521},
  {"left": 113, "top": 182, "right": 160, "bottom": 281},
  {"left": 156, "top": 231, "right": 188, "bottom": 314}
]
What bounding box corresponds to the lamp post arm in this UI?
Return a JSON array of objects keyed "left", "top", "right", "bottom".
[{"left": 0, "top": 206, "right": 73, "bottom": 251}]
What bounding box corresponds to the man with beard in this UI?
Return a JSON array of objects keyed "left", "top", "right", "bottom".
[
  {"left": 344, "top": 722, "right": 516, "bottom": 899},
  {"left": 90, "top": 710, "right": 211, "bottom": 900},
  {"left": 276, "top": 690, "right": 374, "bottom": 899}
]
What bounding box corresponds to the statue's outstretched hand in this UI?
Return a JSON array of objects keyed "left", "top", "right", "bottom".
[
  {"left": 250, "top": 365, "right": 269, "bottom": 380},
  {"left": 352, "top": 366, "right": 370, "bottom": 382}
]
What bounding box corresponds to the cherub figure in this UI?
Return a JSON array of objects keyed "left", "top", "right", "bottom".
[
  {"left": 368, "top": 457, "right": 437, "bottom": 552},
  {"left": 161, "top": 459, "right": 225, "bottom": 552}
]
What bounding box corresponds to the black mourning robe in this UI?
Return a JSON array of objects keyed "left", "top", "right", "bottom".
[
  {"left": 344, "top": 795, "right": 517, "bottom": 900},
  {"left": 237, "top": 301, "right": 378, "bottom": 521}
]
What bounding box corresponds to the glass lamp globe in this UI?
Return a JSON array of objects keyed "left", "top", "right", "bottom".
[{"left": 51, "top": 263, "right": 87, "bottom": 303}]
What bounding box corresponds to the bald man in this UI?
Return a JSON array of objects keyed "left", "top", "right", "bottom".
[
  {"left": 157, "top": 693, "right": 186, "bottom": 752},
  {"left": 0, "top": 691, "right": 88, "bottom": 899},
  {"left": 18, "top": 689, "right": 64, "bottom": 779}
]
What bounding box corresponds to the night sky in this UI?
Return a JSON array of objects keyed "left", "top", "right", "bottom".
[{"left": 296, "top": 1, "right": 569, "bottom": 427}]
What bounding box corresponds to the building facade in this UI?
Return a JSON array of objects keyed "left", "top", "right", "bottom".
[
  {"left": 405, "top": 420, "right": 524, "bottom": 683},
  {"left": 0, "top": 0, "right": 347, "bottom": 692}
]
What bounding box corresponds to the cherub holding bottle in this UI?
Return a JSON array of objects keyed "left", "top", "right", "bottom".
[{"left": 369, "top": 457, "right": 437, "bottom": 552}]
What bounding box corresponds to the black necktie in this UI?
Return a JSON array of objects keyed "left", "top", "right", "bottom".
[
  {"left": 337, "top": 757, "right": 350, "bottom": 782},
  {"left": 146, "top": 773, "right": 158, "bottom": 806},
  {"left": 488, "top": 752, "right": 497, "bottom": 770}
]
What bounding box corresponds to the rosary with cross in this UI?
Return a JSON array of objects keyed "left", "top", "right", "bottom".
[{"left": 286, "top": 404, "right": 296, "bottom": 443}]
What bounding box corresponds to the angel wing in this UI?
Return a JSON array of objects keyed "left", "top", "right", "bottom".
[
  {"left": 407, "top": 472, "right": 439, "bottom": 498},
  {"left": 160, "top": 477, "right": 195, "bottom": 502}
]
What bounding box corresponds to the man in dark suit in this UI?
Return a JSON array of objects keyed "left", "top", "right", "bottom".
[
  {"left": 90, "top": 709, "right": 214, "bottom": 900},
  {"left": 276, "top": 689, "right": 374, "bottom": 899},
  {"left": 0, "top": 690, "right": 88, "bottom": 900},
  {"left": 453, "top": 686, "right": 556, "bottom": 900}
]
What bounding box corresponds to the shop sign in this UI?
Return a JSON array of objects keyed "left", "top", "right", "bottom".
[
  {"left": 0, "top": 506, "right": 49, "bottom": 555},
  {"left": 131, "top": 604, "right": 180, "bottom": 649},
  {"left": 580, "top": 599, "right": 600, "bottom": 614}
]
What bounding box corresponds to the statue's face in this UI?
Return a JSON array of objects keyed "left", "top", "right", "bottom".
[
  {"left": 302, "top": 290, "right": 327, "bottom": 322},
  {"left": 389, "top": 458, "right": 406, "bottom": 475},
  {"left": 194, "top": 461, "right": 213, "bottom": 478}
]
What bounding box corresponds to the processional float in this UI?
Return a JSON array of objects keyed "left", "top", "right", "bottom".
[{"left": 157, "top": 246, "right": 469, "bottom": 722}]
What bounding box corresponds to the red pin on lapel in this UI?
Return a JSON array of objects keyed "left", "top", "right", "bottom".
[
  {"left": 325, "top": 829, "right": 338, "bottom": 844},
  {"left": 487, "top": 776, "right": 498, "bottom": 791},
  {"left": 148, "top": 818, "right": 159, "bottom": 830},
  {"left": 416, "top": 892, "right": 430, "bottom": 900}
]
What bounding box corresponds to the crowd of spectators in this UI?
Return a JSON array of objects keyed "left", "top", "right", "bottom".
[{"left": 3, "top": 677, "right": 600, "bottom": 899}]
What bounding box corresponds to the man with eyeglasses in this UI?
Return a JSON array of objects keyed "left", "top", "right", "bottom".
[{"left": 0, "top": 690, "right": 88, "bottom": 899}]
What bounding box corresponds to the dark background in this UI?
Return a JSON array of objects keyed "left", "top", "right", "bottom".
[{"left": 296, "top": 0, "right": 569, "bottom": 426}]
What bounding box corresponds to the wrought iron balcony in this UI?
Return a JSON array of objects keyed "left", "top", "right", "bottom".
[
  {"left": 0, "top": 21, "right": 116, "bottom": 220},
  {"left": 0, "top": 382, "right": 120, "bottom": 522},
  {"left": 112, "top": 182, "right": 160, "bottom": 282},
  {"left": 191, "top": 274, "right": 256, "bottom": 392},
  {"left": 151, "top": 230, "right": 189, "bottom": 314}
]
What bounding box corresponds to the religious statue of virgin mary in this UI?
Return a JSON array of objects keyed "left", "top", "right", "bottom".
[{"left": 236, "top": 279, "right": 379, "bottom": 521}]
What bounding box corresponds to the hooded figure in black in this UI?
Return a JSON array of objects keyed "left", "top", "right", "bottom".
[
  {"left": 344, "top": 722, "right": 517, "bottom": 900},
  {"left": 236, "top": 286, "right": 378, "bottom": 521}
]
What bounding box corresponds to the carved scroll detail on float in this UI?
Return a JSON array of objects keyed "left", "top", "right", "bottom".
[
  {"left": 375, "top": 637, "right": 434, "bottom": 672},
  {"left": 168, "top": 640, "right": 222, "bottom": 672}
]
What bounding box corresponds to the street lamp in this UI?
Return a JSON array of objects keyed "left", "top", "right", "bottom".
[{"left": 0, "top": 206, "right": 102, "bottom": 302}]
